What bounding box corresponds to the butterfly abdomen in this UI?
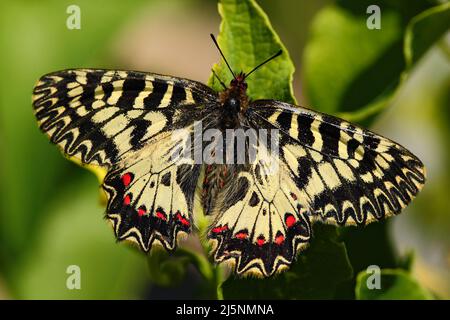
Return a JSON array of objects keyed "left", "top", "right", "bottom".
[{"left": 202, "top": 164, "right": 233, "bottom": 215}]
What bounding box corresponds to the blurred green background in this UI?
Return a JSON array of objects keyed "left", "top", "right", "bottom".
[{"left": 0, "top": 0, "right": 448, "bottom": 299}]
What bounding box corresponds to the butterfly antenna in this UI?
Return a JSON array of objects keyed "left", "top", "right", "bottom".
[
  {"left": 211, "top": 69, "right": 227, "bottom": 89},
  {"left": 210, "top": 34, "right": 236, "bottom": 79},
  {"left": 245, "top": 50, "right": 282, "bottom": 79}
]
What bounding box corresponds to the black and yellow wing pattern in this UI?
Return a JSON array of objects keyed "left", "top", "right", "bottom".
[
  {"left": 32, "top": 69, "right": 215, "bottom": 251},
  {"left": 33, "top": 69, "right": 425, "bottom": 277},
  {"left": 207, "top": 100, "right": 426, "bottom": 276}
]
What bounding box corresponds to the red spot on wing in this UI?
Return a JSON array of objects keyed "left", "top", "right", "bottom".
[
  {"left": 285, "top": 214, "right": 296, "bottom": 228},
  {"left": 176, "top": 212, "right": 190, "bottom": 227},
  {"left": 138, "top": 206, "right": 146, "bottom": 216},
  {"left": 275, "top": 233, "right": 285, "bottom": 245},
  {"left": 290, "top": 192, "right": 298, "bottom": 201},
  {"left": 235, "top": 231, "right": 248, "bottom": 240},
  {"left": 123, "top": 194, "right": 131, "bottom": 206},
  {"left": 212, "top": 225, "right": 228, "bottom": 234},
  {"left": 156, "top": 211, "right": 167, "bottom": 221},
  {"left": 122, "top": 173, "right": 133, "bottom": 187},
  {"left": 256, "top": 236, "right": 266, "bottom": 247}
]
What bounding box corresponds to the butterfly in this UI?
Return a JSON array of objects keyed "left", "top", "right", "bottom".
[{"left": 32, "top": 34, "right": 426, "bottom": 277}]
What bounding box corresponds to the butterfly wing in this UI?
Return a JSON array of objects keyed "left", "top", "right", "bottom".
[
  {"left": 33, "top": 69, "right": 214, "bottom": 167},
  {"left": 208, "top": 99, "right": 425, "bottom": 277},
  {"left": 208, "top": 143, "right": 312, "bottom": 277},
  {"left": 33, "top": 69, "right": 216, "bottom": 251},
  {"left": 250, "top": 100, "right": 426, "bottom": 223},
  {"left": 103, "top": 127, "right": 201, "bottom": 251}
]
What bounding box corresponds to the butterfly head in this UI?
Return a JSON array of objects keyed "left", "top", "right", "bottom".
[
  {"left": 210, "top": 33, "right": 282, "bottom": 118},
  {"left": 223, "top": 72, "right": 248, "bottom": 115},
  {"left": 230, "top": 72, "right": 248, "bottom": 90}
]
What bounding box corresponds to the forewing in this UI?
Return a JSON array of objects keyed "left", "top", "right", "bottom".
[
  {"left": 32, "top": 69, "right": 215, "bottom": 167},
  {"left": 248, "top": 100, "right": 426, "bottom": 225}
]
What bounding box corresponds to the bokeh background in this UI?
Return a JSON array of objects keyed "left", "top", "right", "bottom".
[{"left": 0, "top": 0, "right": 448, "bottom": 299}]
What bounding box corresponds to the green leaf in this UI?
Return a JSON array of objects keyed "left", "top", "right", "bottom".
[
  {"left": 356, "top": 268, "right": 433, "bottom": 300},
  {"left": 302, "top": 0, "right": 432, "bottom": 124},
  {"left": 208, "top": 0, "right": 296, "bottom": 104},
  {"left": 147, "top": 249, "right": 192, "bottom": 287},
  {"left": 397, "top": 251, "right": 415, "bottom": 272},
  {"left": 222, "top": 224, "right": 353, "bottom": 299},
  {"left": 335, "top": 221, "right": 399, "bottom": 299},
  {"left": 147, "top": 242, "right": 225, "bottom": 299},
  {"left": 404, "top": 2, "right": 450, "bottom": 69},
  {"left": 177, "top": 247, "right": 226, "bottom": 299},
  {"left": 147, "top": 246, "right": 216, "bottom": 288}
]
